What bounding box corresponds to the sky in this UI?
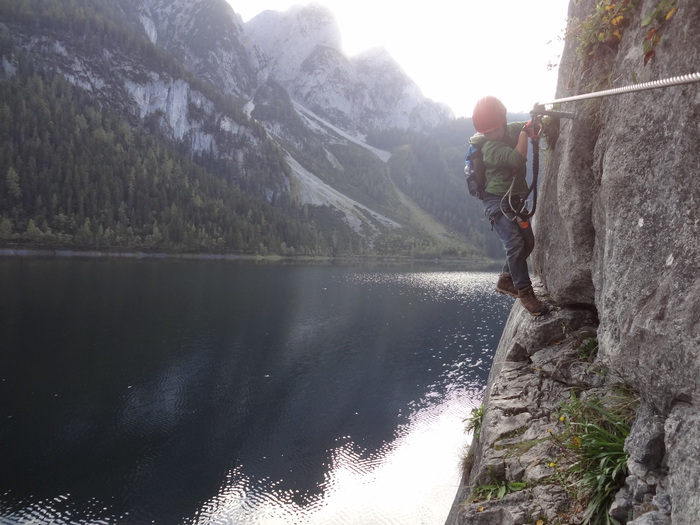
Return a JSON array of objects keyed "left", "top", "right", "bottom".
[{"left": 226, "top": 0, "right": 571, "bottom": 118}]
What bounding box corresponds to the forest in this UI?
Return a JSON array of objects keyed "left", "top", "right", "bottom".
[{"left": 0, "top": 62, "right": 355, "bottom": 256}]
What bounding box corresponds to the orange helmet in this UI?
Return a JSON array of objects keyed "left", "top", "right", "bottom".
[{"left": 472, "top": 96, "right": 507, "bottom": 133}]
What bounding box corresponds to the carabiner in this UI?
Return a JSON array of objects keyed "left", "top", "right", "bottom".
[{"left": 532, "top": 114, "right": 544, "bottom": 139}]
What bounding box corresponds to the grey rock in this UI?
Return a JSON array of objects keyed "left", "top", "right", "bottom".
[
  {"left": 628, "top": 512, "right": 672, "bottom": 525},
  {"left": 531, "top": 485, "right": 570, "bottom": 520},
  {"left": 623, "top": 475, "right": 654, "bottom": 505},
  {"left": 471, "top": 456, "right": 507, "bottom": 486},
  {"left": 480, "top": 410, "right": 532, "bottom": 447},
  {"left": 625, "top": 403, "right": 665, "bottom": 470},
  {"left": 610, "top": 483, "right": 634, "bottom": 521},
  {"left": 652, "top": 492, "right": 672, "bottom": 516},
  {"left": 459, "top": 506, "right": 513, "bottom": 525},
  {"left": 663, "top": 404, "right": 700, "bottom": 524},
  {"left": 530, "top": 342, "right": 604, "bottom": 388},
  {"left": 512, "top": 306, "right": 597, "bottom": 357},
  {"left": 504, "top": 342, "right": 530, "bottom": 363},
  {"left": 523, "top": 463, "right": 553, "bottom": 485},
  {"left": 458, "top": 490, "right": 531, "bottom": 525}
]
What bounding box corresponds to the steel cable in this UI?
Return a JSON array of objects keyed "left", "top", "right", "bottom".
[
  {"left": 517, "top": 72, "right": 700, "bottom": 219},
  {"left": 536, "top": 71, "right": 700, "bottom": 106}
]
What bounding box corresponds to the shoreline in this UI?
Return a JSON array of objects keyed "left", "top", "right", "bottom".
[{"left": 0, "top": 247, "right": 499, "bottom": 270}]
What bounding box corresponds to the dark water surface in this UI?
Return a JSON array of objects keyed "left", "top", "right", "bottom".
[{"left": 0, "top": 258, "right": 511, "bottom": 524}]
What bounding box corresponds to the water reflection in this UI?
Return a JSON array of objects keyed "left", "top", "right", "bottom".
[
  {"left": 0, "top": 261, "right": 511, "bottom": 525},
  {"left": 195, "top": 390, "right": 479, "bottom": 525},
  {"left": 188, "top": 270, "right": 506, "bottom": 525}
]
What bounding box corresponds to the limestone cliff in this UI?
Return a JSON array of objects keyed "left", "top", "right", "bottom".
[{"left": 445, "top": 0, "right": 699, "bottom": 523}]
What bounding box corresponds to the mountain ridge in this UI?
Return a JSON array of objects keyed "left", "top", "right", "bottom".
[
  {"left": 0, "top": 0, "right": 494, "bottom": 260},
  {"left": 245, "top": 3, "right": 454, "bottom": 132}
]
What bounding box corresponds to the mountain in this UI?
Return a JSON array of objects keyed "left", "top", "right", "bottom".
[
  {"left": 0, "top": 0, "right": 493, "bottom": 260},
  {"left": 134, "top": 0, "right": 259, "bottom": 99},
  {"left": 245, "top": 4, "right": 453, "bottom": 132}
]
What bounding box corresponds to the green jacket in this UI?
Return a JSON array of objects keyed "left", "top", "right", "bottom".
[{"left": 469, "top": 122, "right": 528, "bottom": 197}]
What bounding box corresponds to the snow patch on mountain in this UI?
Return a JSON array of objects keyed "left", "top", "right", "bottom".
[
  {"left": 293, "top": 102, "right": 392, "bottom": 162},
  {"left": 286, "top": 155, "right": 400, "bottom": 233}
]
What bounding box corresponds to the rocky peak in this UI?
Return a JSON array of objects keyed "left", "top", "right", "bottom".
[
  {"left": 137, "top": 0, "right": 258, "bottom": 97},
  {"left": 353, "top": 47, "right": 408, "bottom": 93},
  {"left": 246, "top": 3, "right": 342, "bottom": 86},
  {"left": 246, "top": 4, "right": 452, "bottom": 132}
]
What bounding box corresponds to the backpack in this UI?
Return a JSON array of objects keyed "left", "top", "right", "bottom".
[{"left": 464, "top": 144, "right": 486, "bottom": 200}]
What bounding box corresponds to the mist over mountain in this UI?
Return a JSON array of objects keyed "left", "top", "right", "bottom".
[{"left": 0, "top": 0, "right": 499, "bottom": 259}]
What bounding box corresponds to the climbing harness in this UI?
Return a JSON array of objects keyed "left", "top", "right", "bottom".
[
  {"left": 514, "top": 110, "right": 563, "bottom": 222},
  {"left": 511, "top": 72, "right": 700, "bottom": 221},
  {"left": 500, "top": 110, "right": 562, "bottom": 223},
  {"left": 495, "top": 108, "right": 575, "bottom": 223}
]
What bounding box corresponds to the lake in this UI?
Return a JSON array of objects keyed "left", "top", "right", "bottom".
[{"left": 0, "top": 257, "right": 511, "bottom": 524}]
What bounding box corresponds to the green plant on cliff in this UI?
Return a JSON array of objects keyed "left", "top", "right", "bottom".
[
  {"left": 471, "top": 479, "right": 528, "bottom": 502},
  {"left": 569, "top": 0, "right": 677, "bottom": 75},
  {"left": 469, "top": 467, "right": 527, "bottom": 503},
  {"left": 577, "top": 338, "right": 600, "bottom": 361},
  {"left": 641, "top": 0, "right": 677, "bottom": 65},
  {"left": 551, "top": 389, "right": 638, "bottom": 525},
  {"left": 463, "top": 404, "right": 485, "bottom": 440},
  {"left": 570, "top": 0, "right": 639, "bottom": 64}
]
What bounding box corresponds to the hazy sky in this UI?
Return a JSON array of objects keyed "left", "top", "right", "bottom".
[{"left": 227, "top": 1, "right": 570, "bottom": 118}]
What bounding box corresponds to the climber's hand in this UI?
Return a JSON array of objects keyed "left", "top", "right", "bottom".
[{"left": 522, "top": 120, "right": 542, "bottom": 139}]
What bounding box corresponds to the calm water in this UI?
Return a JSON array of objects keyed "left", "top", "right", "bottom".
[{"left": 0, "top": 258, "right": 511, "bottom": 525}]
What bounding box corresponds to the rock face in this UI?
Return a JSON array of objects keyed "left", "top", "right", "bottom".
[
  {"left": 135, "top": 0, "right": 259, "bottom": 97},
  {"left": 446, "top": 0, "right": 700, "bottom": 522},
  {"left": 444, "top": 300, "right": 604, "bottom": 525},
  {"left": 537, "top": 0, "right": 700, "bottom": 416}
]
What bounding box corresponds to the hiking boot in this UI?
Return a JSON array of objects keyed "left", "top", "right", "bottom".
[
  {"left": 518, "top": 285, "right": 549, "bottom": 316},
  {"left": 495, "top": 274, "right": 518, "bottom": 297}
]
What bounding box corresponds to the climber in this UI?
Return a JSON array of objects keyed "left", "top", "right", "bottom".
[{"left": 469, "top": 96, "right": 548, "bottom": 316}]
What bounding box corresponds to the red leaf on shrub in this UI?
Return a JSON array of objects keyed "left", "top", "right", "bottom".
[{"left": 644, "top": 49, "right": 656, "bottom": 66}]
